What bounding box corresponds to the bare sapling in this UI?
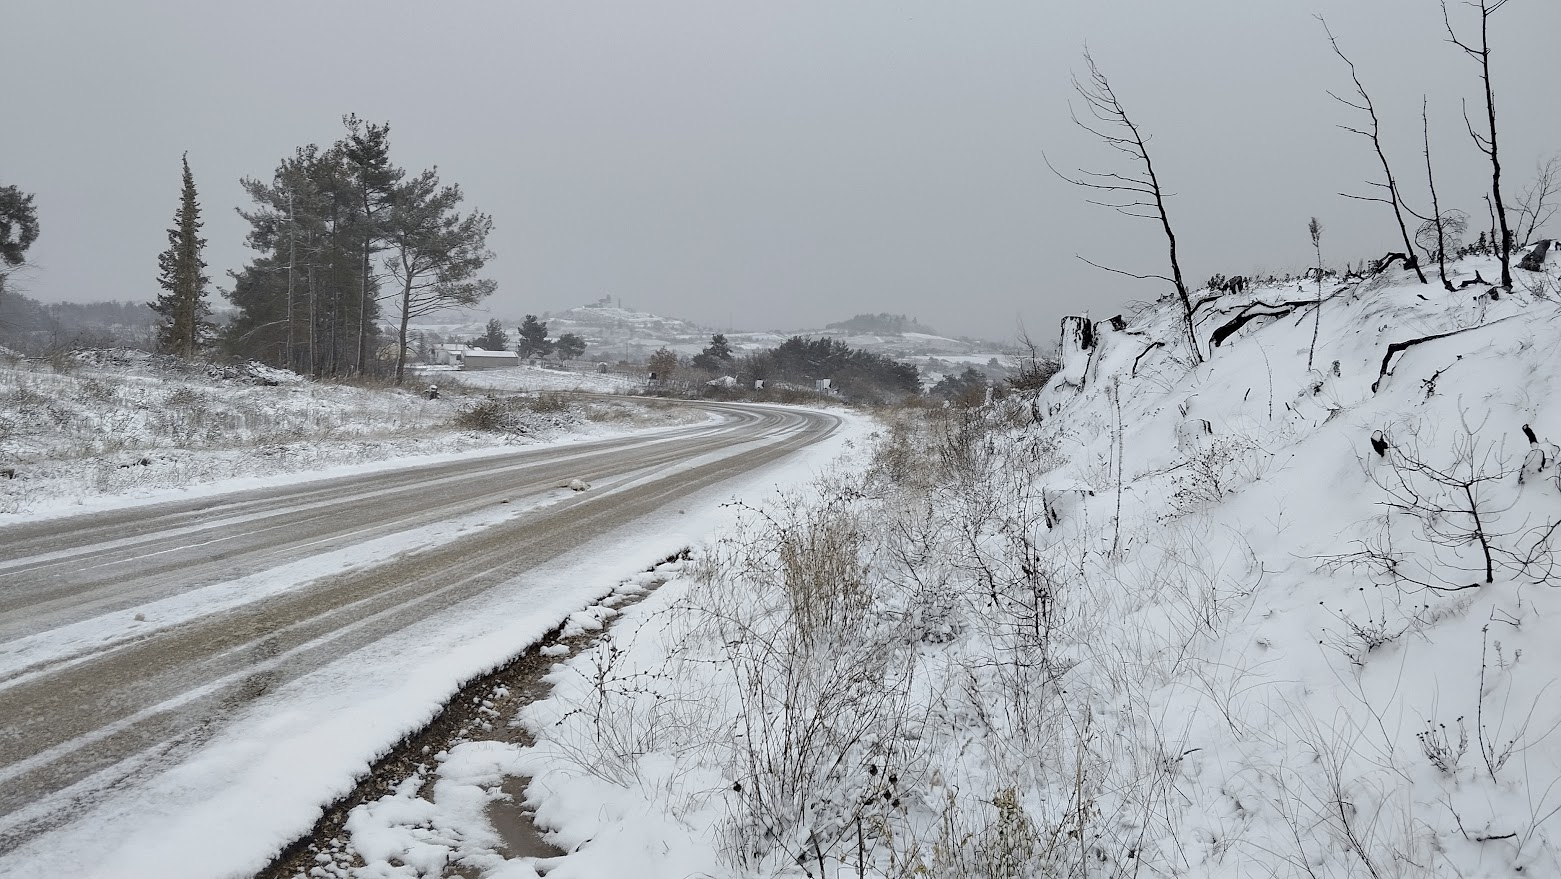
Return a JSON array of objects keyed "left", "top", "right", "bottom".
[
  {"left": 1048, "top": 49, "right": 1202, "bottom": 363},
  {"left": 1308, "top": 218, "right": 1324, "bottom": 370},
  {"left": 1419, "top": 98, "right": 1459, "bottom": 292},
  {"left": 1318, "top": 16, "right": 1427, "bottom": 285},
  {"left": 1361, "top": 415, "right": 1558, "bottom": 591},
  {"left": 1512, "top": 154, "right": 1560, "bottom": 247},
  {"left": 1442, "top": 0, "right": 1515, "bottom": 287}
]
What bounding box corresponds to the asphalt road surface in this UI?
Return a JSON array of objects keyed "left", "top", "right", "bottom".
[{"left": 0, "top": 401, "right": 840, "bottom": 855}]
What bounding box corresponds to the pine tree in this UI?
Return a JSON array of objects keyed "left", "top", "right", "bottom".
[
  {"left": 383, "top": 167, "right": 496, "bottom": 383},
  {"left": 0, "top": 184, "right": 40, "bottom": 296},
  {"left": 516, "top": 314, "right": 552, "bottom": 359},
  {"left": 151, "top": 153, "right": 210, "bottom": 358},
  {"left": 0, "top": 185, "right": 40, "bottom": 269},
  {"left": 692, "top": 333, "right": 735, "bottom": 372},
  {"left": 341, "top": 115, "right": 402, "bottom": 374},
  {"left": 475, "top": 318, "right": 509, "bottom": 351},
  {"left": 555, "top": 332, "right": 587, "bottom": 360},
  {"left": 230, "top": 145, "right": 371, "bottom": 375}
]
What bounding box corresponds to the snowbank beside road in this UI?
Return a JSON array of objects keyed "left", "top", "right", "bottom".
[{"left": 0, "top": 404, "right": 873, "bottom": 879}]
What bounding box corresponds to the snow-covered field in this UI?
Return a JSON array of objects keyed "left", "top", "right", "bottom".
[
  {"left": 365, "top": 253, "right": 1561, "bottom": 877},
  {"left": 0, "top": 351, "right": 686, "bottom": 520}
]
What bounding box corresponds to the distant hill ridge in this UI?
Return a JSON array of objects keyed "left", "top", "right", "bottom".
[{"left": 824, "top": 313, "right": 937, "bottom": 335}]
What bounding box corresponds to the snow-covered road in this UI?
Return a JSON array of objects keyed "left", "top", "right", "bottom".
[{"left": 0, "top": 401, "right": 860, "bottom": 878}]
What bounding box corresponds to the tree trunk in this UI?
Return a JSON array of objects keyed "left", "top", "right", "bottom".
[
  {"left": 1480, "top": 12, "right": 1512, "bottom": 288},
  {"left": 307, "top": 263, "right": 317, "bottom": 377},
  {"left": 396, "top": 276, "right": 413, "bottom": 385},
  {"left": 1138, "top": 128, "right": 1200, "bottom": 361},
  {"left": 1423, "top": 101, "right": 1456, "bottom": 292},
  {"left": 286, "top": 192, "right": 296, "bottom": 371},
  {"left": 358, "top": 234, "right": 372, "bottom": 375}
]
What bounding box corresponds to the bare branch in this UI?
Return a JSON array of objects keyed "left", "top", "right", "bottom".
[
  {"left": 1053, "top": 48, "right": 1202, "bottom": 362},
  {"left": 1076, "top": 255, "right": 1174, "bottom": 283},
  {"left": 1318, "top": 15, "right": 1427, "bottom": 283},
  {"left": 1444, "top": 0, "right": 1515, "bottom": 286}
]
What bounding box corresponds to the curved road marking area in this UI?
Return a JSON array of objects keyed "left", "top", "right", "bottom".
[{"left": 0, "top": 402, "right": 842, "bottom": 870}]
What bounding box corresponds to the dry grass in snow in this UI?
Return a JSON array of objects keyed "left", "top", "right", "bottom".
[
  {"left": 0, "top": 349, "right": 696, "bottom": 518},
  {"left": 481, "top": 253, "right": 1561, "bottom": 878}
]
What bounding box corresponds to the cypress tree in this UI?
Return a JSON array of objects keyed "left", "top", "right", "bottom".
[{"left": 152, "top": 153, "right": 210, "bottom": 358}]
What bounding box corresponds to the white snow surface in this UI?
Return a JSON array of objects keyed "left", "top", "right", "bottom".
[
  {"left": 0, "top": 393, "right": 873, "bottom": 879},
  {"left": 0, "top": 353, "right": 695, "bottom": 521},
  {"left": 426, "top": 254, "right": 1561, "bottom": 878},
  {"left": 418, "top": 363, "right": 645, "bottom": 394}
]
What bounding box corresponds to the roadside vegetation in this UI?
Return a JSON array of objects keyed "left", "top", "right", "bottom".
[
  {"left": 488, "top": 246, "right": 1561, "bottom": 878},
  {"left": 0, "top": 350, "right": 692, "bottom": 517}
]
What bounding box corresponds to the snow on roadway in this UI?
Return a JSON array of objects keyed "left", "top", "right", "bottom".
[{"left": 0, "top": 404, "right": 876, "bottom": 879}]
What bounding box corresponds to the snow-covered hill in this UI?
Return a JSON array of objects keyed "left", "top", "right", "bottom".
[
  {"left": 361, "top": 248, "right": 1561, "bottom": 877},
  {"left": 410, "top": 300, "right": 1008, "bottom": 367}
]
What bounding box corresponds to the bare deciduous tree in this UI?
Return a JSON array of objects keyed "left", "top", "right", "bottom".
[
  {"left": 1417, "top": 98, "right": 1460, "bottom": 291},
  {"left": 1319, "top": 16, "right": 1427, "bottom": 285},
  {"left": 1512, "top": 154, "right": 1560, "bottom": 247},
  {"left": 1308, "top": 217, "right": 1324, "bottom": 370},
  {"left": 1048, "top": 49, "right": 1201, "bottom": 363},
  {"left": 1442, "top": 0, "right": 1515, "bottom": 287}
]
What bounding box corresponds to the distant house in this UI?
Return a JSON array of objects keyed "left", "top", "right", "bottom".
[
  {"left": 429, "top": 344, "right": 518, "bottom": 370},
  {"left": 461, "top": 349, "right": 520, "bottom": 371},
  {"left": 433, "top": 344, "right": 478, "bottom": 366}
]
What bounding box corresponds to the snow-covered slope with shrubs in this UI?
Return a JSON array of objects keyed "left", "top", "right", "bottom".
[
  {"left": 0, "top": 350, "right": 692, "bottom": 519},
  {"left": 360, "top": 250, "right": 1561, "bottom": 878}
]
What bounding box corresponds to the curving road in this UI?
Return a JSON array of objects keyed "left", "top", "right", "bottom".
[{"left": 0, "top": 401, "right": 839, "bottom": 856}]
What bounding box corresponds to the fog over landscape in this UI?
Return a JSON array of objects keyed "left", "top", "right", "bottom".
[
  {"left": 5, "top": 0, "right": 1557, "bottom": 340},
  {"left": 8, "top": 3, "right": 1561, "bottom": 877}
]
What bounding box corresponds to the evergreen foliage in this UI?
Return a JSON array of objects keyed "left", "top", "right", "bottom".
[
  {"left": 150, "top": 154, "right": 211, "bottom": 358},
  {"left": 383, "top": 168, "right": 496, "bottom": 383},
  {"left": 474, "top": 318, "right": 508, "bottom": 351},
  {"left": 930, "top": 366, "right": 991, "bottom": 405},
  {"left": 229, "top": 141, "right": 382, "bottom": 376},
  {"left": 0, "top": 184, "right": 40, "bottom": 270},
  {"left": 691, "top": 333, "right": 734, "bottom": 372},
  {"left": 554, "top": 332, "right": 587, "bottom": 360},
  {"left": 823, "top": 313, "right": 936, "bottom": 335},
  {"left": 740, "top": 336, "right": 921, "bottom": 402},
  {"left": 647, "top": 347, "right": 679, "bottom": 379},
  {"left": 341, "top": 115, "right": 403, "bottom": 374},
  {"left": 516, "top": 314, "right": 553, "bottom": 359}
]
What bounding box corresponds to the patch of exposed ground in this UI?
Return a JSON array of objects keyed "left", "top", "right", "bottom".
[{"left": 257, "top": 550, "right": 690, "bottom": 879}]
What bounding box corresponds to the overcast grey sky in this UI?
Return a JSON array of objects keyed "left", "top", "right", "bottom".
[{"left": 4, "top": 1, "right": 1558, "bottom": 342}]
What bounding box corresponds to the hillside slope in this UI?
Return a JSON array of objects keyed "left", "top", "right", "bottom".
[{"left": 332, "top": 250, "right": 1561, "bottom": 878}]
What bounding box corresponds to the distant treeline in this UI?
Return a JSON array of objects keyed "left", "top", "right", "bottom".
[
  {"left": 0, "top": 291, "right": 157, "bottom": 354},
  {"left": 713, "top": 335, "right": 921, "bottom": 403},
  {"left": 824, "top": 312, "right": 937, "bottom": 336}
]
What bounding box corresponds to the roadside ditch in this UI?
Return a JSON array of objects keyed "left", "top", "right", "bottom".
[{"left": 256, "top": 549, "right": 692, "bottom": 879}]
